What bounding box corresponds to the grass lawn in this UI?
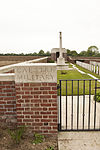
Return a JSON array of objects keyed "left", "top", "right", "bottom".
[
  {"left": 75, "top": 64, "right": 100, "bottom": 79},
  {"left": 57, "top": 69, "right": 100, "bottom": 96}
]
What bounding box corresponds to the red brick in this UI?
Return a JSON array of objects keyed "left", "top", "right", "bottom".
[
  {"left": 48, "top": 83, "right": 57, "bottom": 86},
  {"left": 17, "top": 116, "right": 24, "bottom": 118},
  {"left": 49, "top": 116, "right": 57, "bottom": 118},
  {"left": 49, "top": 91, "right": 57, "bottom": 94},
  {"left": 41, "top": 112, "right": 51, "bottom": 115},
  {"left": 31, "top": 99, "right": 41, "bottom": 103},
  {"left": 30, "top": 83, "right": 41, "bottom": 86},
  {"left": 49, "top": 108, "right": 57, "bottom": 111},
  {"left": 16, "top": 104, "right": 21, "bottom": 107},
  {"left": 40, "top": 95, "right": 51, "bottom": 99},
  {"left": 41, "top": 119, "right": 52, "bottom": 122},
  {"left": 41, "top": 103, "right": 51, "bottom": 107},
  {"left": 34, "top": 88, "right": 39, "bottom": 90},
  {"left": 22, "top": 87, "right": 33, "bottom": 91},
  {"left": 17, "top": 108, "right": 24, "bottom": 111},
  {"left": 52, "top": 95, "right": 57, "bottom": 98},
  {"left": 17, "top": 119, "right": 22, "bottom": 122},
  {"left": 42, "top": 83, "right": 47, "bottom": 86},
  {"left": 32, "top": 115, "right": 42, "bottom": 118},
  {"left": 34, "top": 119, "right": 39, "bottom": 122},
  {"left": 52, "top": 87, "right": 57, "bottom": 90},
  {"left": 5, "top": 105, "right": 14, "bottom": 108},
  {"left": 25, "top": 116, "right": 30, "bottom": 118},
  {"left": 31, "top": 91, "right": 41, "bottom": 94},
  {"left": 24, "top": 83, "right": 29, "bottom": 86},
  {"left": 34, "top": 95, "right": 39, "bottom": 98},
  {"left": 43, "top": 91, "right": 48, "bottom": 94},
  {"left": 16, "top": 83, "right": 23, "bottom": 86},
  {"left": 40, "top": 87, "right": 50, "bottom": 90},
  {"left": 23, "top": 112, "right": 33, "bottom": 115},
  {"left": 22, "top": 95, "right": 33, "bottom": 99},
  {"left": 17, "top": 99, "right": 24, "bottom": 103},
  {"left": 32, "top": 123, "right": 43, "bottom": 126}
]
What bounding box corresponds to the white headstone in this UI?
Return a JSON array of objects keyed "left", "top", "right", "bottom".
[{"left": 96, "top": 65, "right": 99, "bottom": 74}]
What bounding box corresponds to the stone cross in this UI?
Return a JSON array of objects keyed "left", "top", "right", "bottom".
[{"left": 59, "top": 32, "right": 63, "bottom": 58}]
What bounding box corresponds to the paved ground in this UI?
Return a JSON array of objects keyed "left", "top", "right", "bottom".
[
  {"left": 58, "top": 131, "right": 100, "bottom": 150},
  {"left": 58, "top": 95, "right": 100, "bottom": 130},
  {"left": 58, "top": 95, "right": 100, "bottom": 150}
]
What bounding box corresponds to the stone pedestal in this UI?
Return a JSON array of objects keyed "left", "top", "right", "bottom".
[{"left": 57, "top": 57, "right": 65, "bottom": 65}]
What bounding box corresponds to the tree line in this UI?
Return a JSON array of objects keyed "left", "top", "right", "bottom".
[
  {"left": 0, "top": 46, "right": 100, "bottom": 57},
  {"left": 67, "top": 46, "right": 100, "bottom": 57},
  {"left": 0, "top": 50, "right": 51, "bottom": 56}
]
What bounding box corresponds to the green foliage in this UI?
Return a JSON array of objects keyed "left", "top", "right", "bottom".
[
  {"left": 32, "top": 133, "right": 44, "bottom": 144},
  {"left": 67, "top": 49, "right": 78, "bottom": 57},
  {"left": 38, "top": 50, "right": 45, "bottom": 56},
  {"left": 57, "top": 69, "right": 100, "bottom": 96},
  {"left": 0, "top": 50, "right": 51, "bottom": 56},
  {"left": 79, "top": 45, "right": 99, "bottom": 57},
  {"left": 48, "top": 59, "right": 54, "bottom": 63},
  {"left": 46, "top": 146, "right": 54, "bottom": 150},
  {"left": 61, "top": 70, "right": 67, "bottom": 74},
  {"left": 94, "top": 92, "right": 100, "bottom": 102},
  {"left": 8, "top": 126, "right": 25, "bottom": 144},
  {"left": 79, "top": 51, "right": 87, "bottom": 56}
]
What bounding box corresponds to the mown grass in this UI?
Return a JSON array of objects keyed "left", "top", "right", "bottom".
[
  {"left": 57, "top": 69, "right": 100, "bottom": 96},
  {"left": 75, "top": 64, "right": 100, "bottom": 79}
]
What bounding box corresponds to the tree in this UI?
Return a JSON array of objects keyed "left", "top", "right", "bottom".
[
  {"left": 67, "top": 49, "right": 78, "bottom": 56},
  {"left": 45, "top": 51, "right": 51, "bottom": 56},
  {"left": 87, "top": 46, "right": 99, "bottom": 56},
  {"left": 71, "top": 50, "right": 78, "bottom": 56},
  {"left": 67, "top": 49, "right": 71, "bottom": 56},
  {"left": 38, "top": 50, "right": 45, "bottom": 56},
  {"left": 79, "top": 51, "right": 87, "bottom": 56}
]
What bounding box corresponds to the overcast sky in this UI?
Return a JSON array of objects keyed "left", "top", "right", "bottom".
[{"left": 0, "top": 0, "right": 100, "bottom": 54}]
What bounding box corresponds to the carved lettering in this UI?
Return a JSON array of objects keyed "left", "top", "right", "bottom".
[{"left": 15, "top": 65, "right": 57, "bottom": 82}]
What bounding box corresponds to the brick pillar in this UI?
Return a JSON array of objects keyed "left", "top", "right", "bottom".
[{"left": 15, "top": 64, "right": 58, "bottom": 136}]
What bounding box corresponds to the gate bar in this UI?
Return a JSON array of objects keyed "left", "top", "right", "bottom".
[
  {"left": 83, "top": 80, "right": 85, "bottom": 130},
  {"left": 88, "top": 80, "right": 91, "bottom": 130},
  {"left": 71, "top": 80, "right": 73, "bottom": 130},
  {"left": 66, "top": 80, "right": 67, "bottom": 130},
  {"left": 94, "top": 80, "right": 97, "bottom": 129},
  {"left": 77, "top": 80, "right": 79, "bottom": 130}
]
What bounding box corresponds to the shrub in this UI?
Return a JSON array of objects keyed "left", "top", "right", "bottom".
[
  {"left": 46, "top": 146, "right": 54, "bottom": 150},
  {"left": 32, "top": 133, "right": 44, "bottom": 144},
  {"left": 94, "top": 92, "right": 100, "bottom": 102},
  {"left": 8, "top": 126, "right": 25, "bottom": 144},
  {"left": 48, "top": 60, "right": 55, "bottom": 63}
]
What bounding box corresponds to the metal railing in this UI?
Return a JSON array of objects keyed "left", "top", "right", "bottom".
[{"left": 58, "top": 79, "right": 100, "bottom": 131}]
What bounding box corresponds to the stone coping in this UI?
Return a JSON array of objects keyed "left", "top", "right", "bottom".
[
  {"left": 0, "top": 57, "right": 48, "bottom": 73},
  {"left": 90, "top": 61, "right": 100, "bottom": 66},
  {"left": 15, "top": 63, "right": 57, "bottom": 67},
  {"left": 0, "top": 73, "right": 15, "bottom": 81}
]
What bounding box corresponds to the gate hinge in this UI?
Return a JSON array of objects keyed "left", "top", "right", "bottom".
[{"left": 57, "top": 84, "right": 60, "bottom": 89}]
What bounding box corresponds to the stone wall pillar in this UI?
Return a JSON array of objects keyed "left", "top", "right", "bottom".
[{"left": 15, "top": 64, "right": 58, "bottom": 136}]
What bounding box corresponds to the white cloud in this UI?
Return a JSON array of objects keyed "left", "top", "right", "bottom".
[{"left": 0, "top": 0, "right": 100, "bottom": 53}]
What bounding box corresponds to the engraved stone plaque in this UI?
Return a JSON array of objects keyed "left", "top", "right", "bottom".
[{"left": 15, "top": 64, "right": 57, "bottom": 83}]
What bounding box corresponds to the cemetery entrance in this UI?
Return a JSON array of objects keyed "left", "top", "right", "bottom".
[{"left": 58, "top": 79, "right": 100, "bottom": 131}]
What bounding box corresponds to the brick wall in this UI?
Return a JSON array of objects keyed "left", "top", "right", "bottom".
[
  {"left": 16, "top": 82, "right": 58, "bottom": 136},
  {"left": 0, "top": 81, "right": 16, "bottom": 127}
]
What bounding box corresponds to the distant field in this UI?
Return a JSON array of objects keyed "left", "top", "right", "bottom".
[
  {"left": 57, "top": 70, "right": 100, "bottom": 96},
  {"left": 0, "top": 56, "right": 44, "bottom": 67}
]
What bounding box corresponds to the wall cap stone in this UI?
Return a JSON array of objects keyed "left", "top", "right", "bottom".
[
  {"left": 15, "top": 64, "right": 57, "bottom": 83},
  {"left": 0, "top": 73, "right": 15, "bottom": 81}
]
